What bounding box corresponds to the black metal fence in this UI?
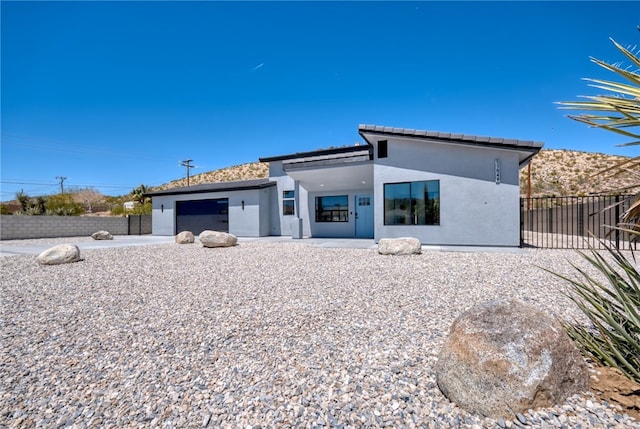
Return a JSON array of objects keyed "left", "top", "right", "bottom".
[
  {"left": 127, "top": 214, "right": 152, "bottom": 235},
  {"left": 520, "top": 195, "right": 637, "bottom": 250}
]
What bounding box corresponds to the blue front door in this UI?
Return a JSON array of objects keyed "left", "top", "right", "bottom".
[{"left": 355, "top": 195, "right": 374, "bottom": 238}]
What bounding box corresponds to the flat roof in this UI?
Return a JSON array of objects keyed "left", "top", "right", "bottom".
[
  {"left": 358, "top": 124, "right": 544, "bottom": 150},
  {"left": 145, "top": 178, "right": 275, "bottom": 197}
]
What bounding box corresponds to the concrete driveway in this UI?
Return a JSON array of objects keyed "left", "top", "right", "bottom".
[
  {"left": 0, "top": 235, "right": 523, "bottom": 257},
  {"left": 0, "top": 235, "right": 380, "bottom": 257},
  {"left": 0, "top": 235, "right": 176, "bottom": 258}
]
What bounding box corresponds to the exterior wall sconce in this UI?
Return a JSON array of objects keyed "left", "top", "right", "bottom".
[
  {"left": 241, "top": 200, "right": 245, "bottom": 210},
  {"left": 161, "top": 204, "right": 164, "bottom": 213}
]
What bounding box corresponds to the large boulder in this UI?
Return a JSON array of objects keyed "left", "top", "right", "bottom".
[
  {"left": 199, "top": 230, "right": 237, "bottom": 248},
  {"left": 378, "top": 237, "right": 421, "bottom": 255},
  {"left": 436, "top": 299, "right": 589, "bottom": 418},
  {"left": 36, "top": 244, "right": 81, "bottom": 265},
  {"left": 91, "top": 230, "right": 113, "bottom": 240},
  {"left": 175, "top": 231, "right": 195, "bottom": 244}
]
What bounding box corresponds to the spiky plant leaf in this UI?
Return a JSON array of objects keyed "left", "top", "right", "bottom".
[
  {"left": 557, "top": 38, "right": 640, "bottom": 147},
  {"left": 548, "top": 235, "right": 640, "bottom": 383}
]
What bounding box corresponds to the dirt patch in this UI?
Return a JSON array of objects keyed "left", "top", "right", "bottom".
[{"left": 589, "top": 365, "right": 640, "bottom": 421}]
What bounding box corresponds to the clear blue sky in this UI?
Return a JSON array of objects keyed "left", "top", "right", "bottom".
[{"left": 2, "top": 1, "right": 639, "bottom": 199}]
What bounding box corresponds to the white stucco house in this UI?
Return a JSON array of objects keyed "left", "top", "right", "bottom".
[{"left": 147, "top": 124, "right": 543, "bottom": 247}]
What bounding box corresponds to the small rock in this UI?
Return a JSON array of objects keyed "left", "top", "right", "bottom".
[
  {"left": 91, "top": 230, "right": 113, "bottom": 240},
  {"left": 175, "top": 231, "right": 195, "bottom": 244}
]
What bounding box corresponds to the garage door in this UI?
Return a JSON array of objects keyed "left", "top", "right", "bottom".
[{"left": 176, "top": 198, "right": 228, "bottom": 235}]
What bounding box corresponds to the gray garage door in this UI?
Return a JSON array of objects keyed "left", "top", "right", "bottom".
[{"left": 176, "top": 198, "right": 228, "bottom": 235}]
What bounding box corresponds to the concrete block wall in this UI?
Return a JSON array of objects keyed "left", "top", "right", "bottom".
[{"left": 0, "top": 215, "right": 130, "bottom": 240}]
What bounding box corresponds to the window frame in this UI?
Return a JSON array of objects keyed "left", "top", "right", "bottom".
[
  {"left": 282, "top": 190, "right": 295, "bottom": 216},
  {"left": 315, "top": 195, "right": 349, "bottom": 223},
  {"left": 383, "top": 180, "right": 440, "bottom": 226}
]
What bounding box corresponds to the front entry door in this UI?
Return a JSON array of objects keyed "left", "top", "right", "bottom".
[{"left": 355, "top": 195, "right": 374, "bottom": 238}]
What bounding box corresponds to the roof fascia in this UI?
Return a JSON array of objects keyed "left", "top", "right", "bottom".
[
  {"left": 145, "top": 181, "right": 276, "bottom": 197},
  {"left": 359, "top": 129, "right": 542, "bottom": 153},
  {"left": 259, "top": 144, "right": 372, "bottom": 162}
]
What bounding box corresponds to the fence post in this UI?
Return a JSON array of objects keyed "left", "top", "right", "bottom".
[
  {"left": 577, "top": 201, "right": 584, "bottom": 236},
  {"left": 520, "top": 198, "right": 524, "bottom": 247},
  {"left": 615, "top": 195, "right": 620, "bottom": 249}
]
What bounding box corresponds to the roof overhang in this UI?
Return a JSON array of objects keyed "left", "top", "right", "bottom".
[
  {"left": 285, "top": 160, "right": 373, "bottom": 192},
  {"left": 259, "top": 144, "right": 372, "bottom": 163},
  {"left": 358, "top": 124, "right": 543, "bottom": 167},
  {"left": 145, "top": 179, "right": 275, "bottom": 197}
]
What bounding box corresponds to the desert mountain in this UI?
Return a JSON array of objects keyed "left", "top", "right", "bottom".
[
  {"left": 522, "top": 149, "right": 638, "bottom": 197},
  {"left": 155, "top": 150, "right": 639, "bottom": 198}
]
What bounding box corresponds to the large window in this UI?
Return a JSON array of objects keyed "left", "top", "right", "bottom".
[
  {"left": 283, "top": 190, "right": 295, "bottom": 216},
  {"left": 315, "top": 195, "right": 348, "bottom": 222},
  {"left": 384, "top": 180, "right": 440, "bottom": 225}
]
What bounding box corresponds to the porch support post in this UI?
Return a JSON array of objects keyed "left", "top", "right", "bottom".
[{"left": 292, "top": 180, "right": 303, "bottom": 239}]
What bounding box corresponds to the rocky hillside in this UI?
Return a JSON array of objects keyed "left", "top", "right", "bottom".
[
  {"left": 156, "top": 162, "right": 269, "bottom": 190},
  {"left": 522, "top": 149, "right": 639, "bottom": 197},
  {"left": 155, "top": 150, "right": 639, "bottom": 197}
]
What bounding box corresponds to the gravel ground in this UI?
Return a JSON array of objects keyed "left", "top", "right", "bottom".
[{"left": 1, "top": 241, "right": 638, "bottom": 428}]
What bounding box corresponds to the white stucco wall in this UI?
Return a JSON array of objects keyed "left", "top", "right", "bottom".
[
  {"left": 151, "top": 188, "right": 271, "bottom": 237},
  {"left": 374, "top": 137, "right": 522, "bottom": 246},
  {"left": 151, "top": 196, "right": 176, "bottom": 236},
  {"left": 267, "top": 161, "right": 311, "bottom": 237},
  {"left": 259, "top": 187, "right": 274, "bottom": 236}
]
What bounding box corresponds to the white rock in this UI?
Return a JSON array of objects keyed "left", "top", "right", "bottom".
[
  {"left": 199, "top": 230, "right": 237, "bottom": 248},
  {"left": 36, "top": 244, "right": 81, "bottom": 265},
  {"left": 91, "top": 230, "right": 113, "bottom": 240},
  {"left": 378, "top": 237, "right": 421, "bottom": 255},
  {"left": 175, "top": 231, "right": 195, "bottom": 244}
]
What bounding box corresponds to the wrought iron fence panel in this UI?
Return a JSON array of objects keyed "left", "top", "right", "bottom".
[{"left": 520, "top": 195, "right": 637, "bottom": 250}]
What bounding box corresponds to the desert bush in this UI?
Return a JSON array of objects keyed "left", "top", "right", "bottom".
[{"left": 45, "top": 194, "right": 83, "bottom": 216}]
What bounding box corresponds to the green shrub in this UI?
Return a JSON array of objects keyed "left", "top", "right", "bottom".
[{"left": 45, "top": 194, "right": 83, "bottom": 216}]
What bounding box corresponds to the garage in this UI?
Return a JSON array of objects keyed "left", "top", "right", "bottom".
[
  {"left": 176, "top": 198, "right": 228, "bottom": 235},
  {"left": 147, "top": 179, "right": 276, "bottom": 237}
]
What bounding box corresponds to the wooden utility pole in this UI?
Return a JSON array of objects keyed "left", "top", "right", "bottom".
[
  {"left": 55, "top": 176, "right": 67, "bottom": 194},
  {"left": 180, "top": 160, "right": 194, "bottom": 186}
]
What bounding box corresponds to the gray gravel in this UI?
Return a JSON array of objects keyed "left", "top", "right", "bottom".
[{"left": 1, "top": 241, "right": 638, "bottom": 428}]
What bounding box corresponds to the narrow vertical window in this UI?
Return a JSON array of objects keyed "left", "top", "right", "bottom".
[
  {"left": 283, "top": 190, "right": 295, "bottom": 216},
  {"left": 378, "top": 140, "right": 388, "bottom": 158}
]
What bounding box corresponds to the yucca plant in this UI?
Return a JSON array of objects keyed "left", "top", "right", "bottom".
[
  {"left": 557, "top": 37, "right": 640, "bottom": 231},
  {"left": 546, "top": 239, "right": 640, "bottom": 383},
  {"left": 555, "top": 35, "right": 640, "bottom": 382}
]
